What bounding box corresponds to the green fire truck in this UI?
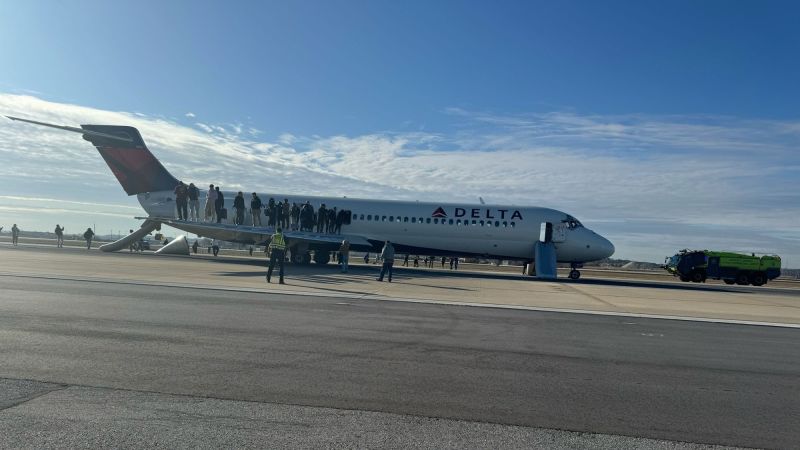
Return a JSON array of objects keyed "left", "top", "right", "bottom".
[{"left": 664, "top": 250, "right": 781, "bottom": 286}]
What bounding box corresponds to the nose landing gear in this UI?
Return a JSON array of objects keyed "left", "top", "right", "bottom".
[{"left": 568, "top": 262, "right": 583, "bottom": 280}]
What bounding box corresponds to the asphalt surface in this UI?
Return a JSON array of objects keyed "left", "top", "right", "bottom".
[{"left": 0, "top": 276, "right": 798, "bottom": 448}]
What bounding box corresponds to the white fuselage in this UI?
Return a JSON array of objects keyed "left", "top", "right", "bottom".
[{"left": 138, "top": 190, "right": 614, "bottom": 263}]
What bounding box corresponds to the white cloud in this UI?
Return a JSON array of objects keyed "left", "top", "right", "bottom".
[
  {"left": 185, "top": 112, "right": 196, "bottom": 118},
  {"left": 1, "top": 94, "right": 798, "bottom": 266}
]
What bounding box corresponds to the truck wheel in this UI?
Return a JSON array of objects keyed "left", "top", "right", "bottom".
[
  {"left": 691, "top": 271, "right": 705, "bottom": 283},
  {"left": 751, "top": 273, "right": 766, "bottom": 286},
  {"left": 723, "top": 279, "right": 735, "bottom": 285},
  {"left": 679, "top": 275, "right": 691, "bottom": 282},
  {"left": 735, "top": 272, "right": 749, "bottom": 285}
]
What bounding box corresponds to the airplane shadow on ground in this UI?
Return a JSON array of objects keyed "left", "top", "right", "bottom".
[{"left": 190, "top": 253, "right": 796, "bottom": 296}]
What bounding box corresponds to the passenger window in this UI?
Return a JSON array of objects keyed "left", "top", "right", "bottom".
[
  {"left": 480, "top": 220, "right": 485, "bottom": 226},
  {"left": 471, "top": 220, "right": 476, "bottom": 225},
  {"left": 412, "top": 217, "right": 417, "bottom": 223},
  {"left": 495, "top": 221, "right": 500, "bottom": 227},
  {"left": 426, "top": 218, "right": 431, "bottom": 224},
  {"left": 359, "top": 214, "right": 364, "bottom": 220},
  {"left": 382, "top": 216, "right": 386, "bottom": 221},
  {"left": 486, "top": 221, "right": 492, "bottom": 227},
  {"left": 374, "top": 215, "right": 379, "bottom": 221},
  {"left": 510, "top": 222, "right": 515, "bottom": 227},
  {"left": 456, "top": 220, "right": 461, "bottom": 225},
  {"left": 404, "top": 217, "right": 409, "bottom": 223},
  {"left": 433, "top": 218, "right": 438, "bottom": 224},
  {"left": 367, "top": 215, "right": 372, "bottom": 220},
  {"left": 503, "top": 221, "right": 507, "bottom": 227},
  {"left": 389, "top": 216, "right": 393, "bottom": 222},
  {"left": 448, "top": 219, "right": 454, "bottom": 225}
]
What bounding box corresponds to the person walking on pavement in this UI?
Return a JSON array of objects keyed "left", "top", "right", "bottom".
[
  {"left": 187, "top": 183, "right": 200, "bottom": 221},
  {"left": 83, "top": 227, "right": 94, "bottom": 249},
  {"left": 251, "top": 193, "right": 263, "bottom": 226},
  {"left": 54, "top": 224, "right": 64, "bottom": 248},
  {"left": 215, "top": 186, "right": 225, "bottom": 223},
  {"left": 11, "top": 223, "right": 20, "bottom": 246},
  {"left": 266, "top": 227, "right": 287, "bottom": 284},
  {"left": 377, "top": 240, "right": 395, "bottom": 282},
  {"left": 454, "top": 257, "right": 459, "bottom": 270},
  {"left": 205, "top": 184, "right": 217, "bottom": 222},
  {"left": 233, "top": 191, "right": 246, "bottom": 226},
  {"left": 211, "top": 239, "right": 220, "bottom": 256},
  {"left": 339, "top": 239, "right": 350, "bottom": 273},
  {"left": 441, "top": 256, "right": 446, "bottom": 268},
  {"left": 402, "top": 254, "right": 409, "bottom": 266},
  {"left": 174, "top": 181, "right": 189, "bottom": 220}
]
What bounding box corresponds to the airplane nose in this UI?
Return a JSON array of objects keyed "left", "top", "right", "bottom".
[{"left": 598, "top": 235, "right": 615, "bottom": 258}]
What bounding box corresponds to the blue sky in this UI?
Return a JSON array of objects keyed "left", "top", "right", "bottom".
[{"left": 0, "top": 1, "right": 799, "bottom": 265}]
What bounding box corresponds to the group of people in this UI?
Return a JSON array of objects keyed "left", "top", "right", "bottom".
[
  {"left": 5, "top": 224, "right": 95, "bottom": 249},
  {"left": 177, "top": 182, "right": 352, "bottom": 234}
]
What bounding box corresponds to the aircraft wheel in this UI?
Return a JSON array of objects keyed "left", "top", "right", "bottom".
[
  {"left": 313, "top": 251, "right": 331, "bottom": 265},
  {"left": 292, "top": 250, "right": 311, "bottom": 265},
  {"left": 568, "top": 269, "right": 581, "bottom": 280}
]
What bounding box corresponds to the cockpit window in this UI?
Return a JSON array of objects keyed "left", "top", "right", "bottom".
[{"left": 562, "top": 215, "right": 583, "bottom": 229}]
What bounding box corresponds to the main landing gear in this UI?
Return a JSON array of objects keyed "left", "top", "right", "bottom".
[{"left": 568, "top": 263, "right": 582, "bottom": 280}]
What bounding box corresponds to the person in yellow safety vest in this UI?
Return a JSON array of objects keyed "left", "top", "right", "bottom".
[{"left": 266, "top": 227, "right": 287, "bottom": 284}]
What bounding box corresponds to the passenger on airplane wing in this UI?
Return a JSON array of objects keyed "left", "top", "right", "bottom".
[
  {"left": 266, "top": 227, "right": 286, "bottom": 284},
  {"left": 55, "top": 224, "right": 64, "bottom": 248},
  {"left": 317, "top": 204, "right": 327, "bottom": 233},
  {"left": 291, "top": 202, "right": 300, "bottom": 229},
  {"left": 11, "top": 224, "right": 20, "bottom": 246},
  {"left": 83, "top": 228, "right": 94, "bottom": 250},
  {"left": 205, "top": 184, "right": 217, "bottom": 222},
  {"left": 187, "top": 183, "right": 200, "bottom": 221},
  {"left": 327, "top": 208, "right": 337, "bottom": 233},
  {"left": 174, "top": 181, "right": 189, "bottom": 220},
  {"left": 251, "top": 193, "right": 263, "bottom": 226},
  {"left": 377, "top": 241, "right": 395, "bottom": 282},
  {"left": 335, "top": 209, "right": 346, "bottom": 234},
  {"left": 282, "top": 199, "right": 290, "bottom": 229},
  {"left": 339, "top": 240, "right": 350, "bottom": 273},
  {"left": 267, "top": 198, "right": 276, "bottom": 227},
  {"left": 233, "top": 192, "right": 245, "bottom": 226},
  {"left": 214, "top": 187, "right": 225, "bottom": 223}
]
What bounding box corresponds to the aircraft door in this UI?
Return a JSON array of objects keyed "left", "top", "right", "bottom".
[{"left": 552, "top": 223, "right": 567, "bottom": 243}]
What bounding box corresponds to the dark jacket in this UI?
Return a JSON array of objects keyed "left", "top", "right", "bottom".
[
  {"left": 233, "top": 195, "right": 245, "bottom": 210},
  {"left": 251, "top": 197, "right": 262, "bottom": 210}
]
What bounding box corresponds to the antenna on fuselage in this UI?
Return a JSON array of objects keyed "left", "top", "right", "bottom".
[{"left": 479, "top": 197, "right": 485, "bottom": 205}]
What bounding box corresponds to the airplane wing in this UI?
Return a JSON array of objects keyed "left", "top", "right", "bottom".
[{"left": 141, "top": 217, "right": 373, "bottom": 248}]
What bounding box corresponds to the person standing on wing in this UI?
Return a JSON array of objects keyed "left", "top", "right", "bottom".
[
  {"left": 266, "top": 227, "right": 287, "bottom": 284},
  {"left": 205, "top": 184, "right": 217, "bottom": 222}
]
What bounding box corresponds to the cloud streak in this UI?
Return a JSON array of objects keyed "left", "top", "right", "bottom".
[{"left": 1, "top": 94, "right": 798, "bottom": 266}]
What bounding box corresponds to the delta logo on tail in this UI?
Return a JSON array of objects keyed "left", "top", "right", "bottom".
[{"left": 431, "top": 207, "right": 448, "bottom": 218}]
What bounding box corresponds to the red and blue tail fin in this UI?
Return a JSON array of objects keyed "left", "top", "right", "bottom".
[
  {"left": 6, "top": 116, "right": 179, "bottom": 196},
  {"left": 80, "top": 125, "right": 178, "bottom": 195}
]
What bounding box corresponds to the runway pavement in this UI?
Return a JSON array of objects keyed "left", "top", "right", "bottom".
[{"left": 1, "top": 245, "right": 799, "bottom": 448}]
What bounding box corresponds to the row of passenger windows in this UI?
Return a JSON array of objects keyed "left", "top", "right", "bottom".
[{"left": 352, "top": 214, "right": 516, "bottom": 228}]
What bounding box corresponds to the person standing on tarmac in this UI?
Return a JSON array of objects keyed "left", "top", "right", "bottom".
[
  {"left": 266, "top": 227, "right": 287, "bottom": 284},
  {"left": 11, "top": 223, "right": 20, "bottom": 246},
  {"left": 339, "top": 239, "right": 350, "bottom": 273},
  {"left": 377, "top": 240, "right": 395, "bottom": 282},
  {"left": 251, "top": 193, "right": 263, "bottom": 226},
  {"left": 83, "top": 227, "right": 94, "bottom": 249},
  {"left": 54, "top": 224, "right": 64, "bottom": 248}
]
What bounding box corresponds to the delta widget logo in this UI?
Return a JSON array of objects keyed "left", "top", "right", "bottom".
[{"left": 431, "top": 207, "right": 448, "bottom": 218}]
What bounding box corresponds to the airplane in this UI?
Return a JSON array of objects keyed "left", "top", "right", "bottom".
[{"left": 6, "top": 116, "right": 614, "bottom": 279}]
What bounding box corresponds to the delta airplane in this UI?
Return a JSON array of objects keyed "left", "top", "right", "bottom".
[{"left": 7, "top": 116, "right": 614, "bottom": 279}]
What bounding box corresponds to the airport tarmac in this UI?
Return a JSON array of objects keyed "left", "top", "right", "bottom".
[{"left": 1, "top": 244, "right": 799, "bottom": 448}]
